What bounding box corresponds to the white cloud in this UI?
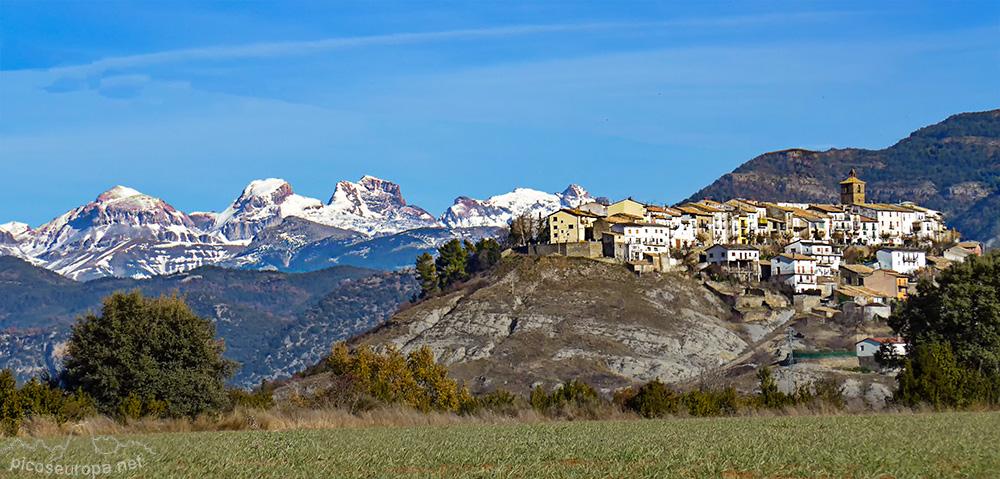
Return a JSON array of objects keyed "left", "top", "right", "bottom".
[{"left": 36, "top": 12, "right": 849, "bottom": 77}]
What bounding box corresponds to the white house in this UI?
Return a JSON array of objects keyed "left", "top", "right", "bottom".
[
  {"left": 854, "top": 203, "right": 913, "bottom": 244},
  {"left": 686, "top": 202, "right": 731, "bottom": 244},
  {"left": 610, "top": 222, "right": 671, "bottom": 262},
  {"left": 876, "top": 248, "right": 926, "bottom": 275},
  {"left": 665, "top": 207, "right": 697, "bottom": 249},
  {"left": 578, "top": 201, "right": 608, "bottom": 217},
  {"left": 770, "top": 253, "right": 818, "bottom": 293},
  {"left": 856, "top": 337, "right": 906, "bottom": 358},
  {"left": 944, "top": 245, "right": 973, "bottom": 262},
  {"left": 704, "top": 244, "right": 761, "bottom": 281},
  {"left": 784, "top": 240, "right": 841, "bottom": 277}
]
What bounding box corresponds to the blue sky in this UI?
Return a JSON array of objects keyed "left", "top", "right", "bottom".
[{"left": 1, "top": 1, "right": 998, "bottom": 226}]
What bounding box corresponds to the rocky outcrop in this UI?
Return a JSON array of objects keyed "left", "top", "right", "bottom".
[{"left": 352, "top": 256, "right": 749, "bottom": 394}]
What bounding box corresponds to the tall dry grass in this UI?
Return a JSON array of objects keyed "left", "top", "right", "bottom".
[
  {"left": 14, "top": 406, "right": 553, "bottom": 438},
  {"left": 14, "top": 399, "right": 992, "bottom": 438}
]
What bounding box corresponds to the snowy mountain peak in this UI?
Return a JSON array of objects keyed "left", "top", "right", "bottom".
[
  {"left": 327, "top": 176, "right": 435, "bottom": 223},
  {"left": 439, "top": 184, "right": 598, "bottom": 228},
  {"left": 213, "top": 179, "right": 322, "bottom": 241},
  {"left": 329, "top": 176, "right": 403, "bottom": 211},
  {"left": 0, "top": 222, "right": 31, "bottom": 237},
  {"left": 12, "top": 186, "right": 227, "bottom": 280},
  {"left": 560, "top": 184, "right": 591, "bottom": 205},
  {"left": 96, "top": 185, "right": 144, "bottom": 202},
  {"left": 239, "top": 178, "right": 293, "bottom": 201}
]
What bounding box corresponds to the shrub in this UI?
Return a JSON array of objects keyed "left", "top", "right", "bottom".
[
  {"left": 461, "top": 389, "right": 519, "bottom": 416},
  {"left": 325, "top": 343, "right": 465, "bottom": 413},
  {"left": 0, "top": 370, "right": 99, "bottom": 437},
  {"left": 117, "top": 393, "right": 168, "bottom": 422},
  {"left": 530, "top": 380, "right": 602, "bottom": 418},
  {"left": 623, "top": 380, "right": 679, "bottom": 418},
  {"left": 227, "top": 380, "right": 275, "bottom": 411}
]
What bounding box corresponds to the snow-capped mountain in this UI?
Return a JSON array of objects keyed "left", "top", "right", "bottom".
[
  {"left": 318, "top": 176, "right": 440, "bottom": 234},
  {"left": 0, "top": 177, "right": 598, "bottom": 281},
  {"left": 211, "top": 179, "right": 326, "bottom": 242},
  {"left": 210, "top": 176, "right": 440, "bottom": 240},
  {"left": 439, "top": 184, "right": 599, "bottom": 228},
  {"left": 0, "top": 222, "right": 32, "bottom": 240},
  {"left": 11, "top": 186, "right": 236, "bottom": 280}
]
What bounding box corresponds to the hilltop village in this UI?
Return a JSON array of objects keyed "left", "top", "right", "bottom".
[{"left": 532, "top": 170, "right": 982, "bottom": 341}]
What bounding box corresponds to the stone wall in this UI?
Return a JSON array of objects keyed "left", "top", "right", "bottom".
[{"left": 520, "top": 241, "right": 604, "bottom": 258}]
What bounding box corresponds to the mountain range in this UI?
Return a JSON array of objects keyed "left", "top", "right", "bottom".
[{"left": 1, "top": 177, "right": 599, "bottom": 281}]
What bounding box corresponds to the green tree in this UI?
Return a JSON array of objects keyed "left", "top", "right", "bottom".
[
  {"left": 435, "top": 239, "right": 469, "bottom": 289},
  {"left": 888, "top": 250, "right": 1000, "bottom": 407},
  {"left": 468, "top": 238, "right": 502, "bottom": 274},
  {"left": 415, "top": 252, "right": 439, "bottom": 298},
  {"left": 889, "top": 250, "right": 1000, "bottom": 377},
  {"left": 62, "top": 290, "right": 238, "bottom": 418},
  {"left": 756, "top": 367, "right": 790, "bottom": 409},
  {"left": 0, "top": 369, "right": 21, "bottom": 436}
]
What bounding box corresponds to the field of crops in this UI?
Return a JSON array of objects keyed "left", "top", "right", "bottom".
[{"left": 3, "top": 412, "right": 998, "bottom": 478}]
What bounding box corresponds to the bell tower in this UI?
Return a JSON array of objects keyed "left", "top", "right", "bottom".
[{"left": 840, "top": 169, "right": 865, "bottom": 205}]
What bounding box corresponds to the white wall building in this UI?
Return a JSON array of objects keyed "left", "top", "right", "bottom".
[
  {"left": 704, "top": 244, "right": 761, "bottom": 281},
  {"left": 784, "top": 240, "right": 841, "bottom": 277},
  {"left": 856, "top": 338, "right": 906, "bottom": 358},
  {"left": 611, "top": 222, "right": 671, "bottom": 262},
  {"left": 771, "top": 253, "right": 818, "bottom": 293},
  {"left": 876, "top": 248, "right": 926, "bottom": 275}
]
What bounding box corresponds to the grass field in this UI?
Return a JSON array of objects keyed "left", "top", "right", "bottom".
[{"left": 3, "top": 412, "right": 998, "bottom": 478}]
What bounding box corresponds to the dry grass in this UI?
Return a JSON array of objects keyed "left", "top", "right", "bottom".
[{"left": 15, "top": 406, "right": 553, "bottom": 438}]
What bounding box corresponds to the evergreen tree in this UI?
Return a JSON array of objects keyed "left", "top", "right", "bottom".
[
  {"left": 62, "top": 290, "right": 238, "bottom": 418},
  {"left": 469, "top": 238, "right": 502, "bottom": 274},
  {"left": 415, "top": 252, "right": 439, "bottom": 298},
  {"left": 0, "top": 370, "right": 21, "bottom": 436},
  {"left": 435, "top": 239, "right": 469, "bottom": 288}
]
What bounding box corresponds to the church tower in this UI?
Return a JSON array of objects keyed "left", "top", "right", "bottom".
[{"left": 840, "top": 169, "right": 865, "bottom": 205}]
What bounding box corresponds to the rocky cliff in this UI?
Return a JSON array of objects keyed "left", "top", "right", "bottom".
[{"left": 350, "top": 256, "right": 750, "bottom": 394}]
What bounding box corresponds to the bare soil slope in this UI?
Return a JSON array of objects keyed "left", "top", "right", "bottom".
[{"left": 351, "top": 256, "right": 748, "bottom": 394}]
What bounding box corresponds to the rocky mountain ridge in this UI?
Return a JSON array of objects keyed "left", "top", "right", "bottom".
[{"left": 2, "top": 178, "right": 594, "bottom": 280}]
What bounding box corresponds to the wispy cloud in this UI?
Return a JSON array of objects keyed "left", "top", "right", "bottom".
[{"left": 42, "top": 12, "right": 847, "bottom": 76}]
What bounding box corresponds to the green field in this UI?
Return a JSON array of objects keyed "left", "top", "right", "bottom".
[{"left": 3, "top": 412, "right": 998, "bottom": 478}]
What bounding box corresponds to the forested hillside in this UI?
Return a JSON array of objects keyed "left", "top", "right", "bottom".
[{"left": 0, "top": 257, "right": 417, "bottom": 386}]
